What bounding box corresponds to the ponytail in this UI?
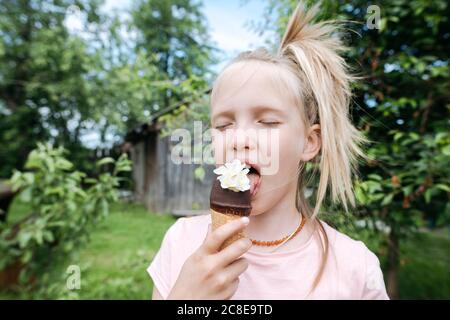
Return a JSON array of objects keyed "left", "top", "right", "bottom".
[
  {"left": 278, "top": 2, "right": 368, "bottom": 296},
  {"left": 278, "top": 2, "right": 368, "bottom": 218}
]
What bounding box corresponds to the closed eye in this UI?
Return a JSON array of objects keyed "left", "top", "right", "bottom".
[
  {"left": 214, "top": 121, "right": 280, "bottom": 130},
  {"left": 214, "top": 123, "right": 232, "bottom": 130},
  {"left": 259, "top": 121, "right": 281, "bottom": 126}
]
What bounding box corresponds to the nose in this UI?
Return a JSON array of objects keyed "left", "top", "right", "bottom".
[{"left": 230, "top": 127, "right": 257, "bottom": 154}]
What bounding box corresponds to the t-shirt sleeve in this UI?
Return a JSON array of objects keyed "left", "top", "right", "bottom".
[
  {"left": 146, "top": 220, "right": 180, "bottom": 300},
  {"left": 360, "top": 246, "right": 390, "bottom": 300}
]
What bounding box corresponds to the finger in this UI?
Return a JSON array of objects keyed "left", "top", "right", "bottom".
[
  {"left": 223, "top": 257, "right": 249, "bottom": 281},
  {"left": 223, "top": 278, "right": 240, "bottom": 300},
  {"left": 202, "top": 216, "right": 249, "bottom": 254},
  {"left": 204, "top": 223, "right": 212, "bottom": 239},
  {"left": 216, "top": 237, "right": 252, "bottom": 268}
]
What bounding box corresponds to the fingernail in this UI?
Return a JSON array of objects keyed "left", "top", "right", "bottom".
[{"left": 241, "top": 216, "right": 249, "bottom": 225}]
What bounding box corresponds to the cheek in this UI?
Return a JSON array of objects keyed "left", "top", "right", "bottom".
[
  {"left": 250, "top": 127, "right": 303, "bottom": 215},
  {"left": 260, "top": 126, "right": 303, "bottom": 177},
  {"left": 278, "top": 128, "right": 304, "bottom": 171}
]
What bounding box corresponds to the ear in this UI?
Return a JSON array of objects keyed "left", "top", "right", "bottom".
[{"left": 300, "top": 124, "right": 321, "bottom": 162}]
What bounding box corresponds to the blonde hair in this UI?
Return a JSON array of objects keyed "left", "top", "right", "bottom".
[{"left": 211, "top": 2, "right": 368, "bottom": 295}]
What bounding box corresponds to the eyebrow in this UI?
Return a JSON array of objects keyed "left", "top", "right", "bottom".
[{"left": 211, "top": 105, "right": 286, "bottom": 122}]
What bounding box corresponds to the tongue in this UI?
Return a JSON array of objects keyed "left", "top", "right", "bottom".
[{"left": 248, "top": 172, "right": 260, "bottom": 195}]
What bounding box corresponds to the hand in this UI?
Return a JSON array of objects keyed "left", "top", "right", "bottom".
[{"left": 167, "top": 217, "right": 252, "bottom": 300}]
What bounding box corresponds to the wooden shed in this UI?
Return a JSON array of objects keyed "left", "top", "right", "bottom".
[{"left": 125, "top": 120, "right": 215, "bottom": 216}]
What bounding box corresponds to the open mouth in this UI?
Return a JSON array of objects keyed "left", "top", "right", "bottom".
[{"left": 246, "top": 164, "right": 262, "bottom": 197}]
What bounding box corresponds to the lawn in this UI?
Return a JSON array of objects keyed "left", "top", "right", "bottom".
[
  {"left": 398, "top": 231, "right": 450, "bottom": 299},
  {"left": 67, "top": 202, "right": 176, "bottom": 299},
  {"left": 1, "top": 200, "right": 449, "bottom": 299},
  {"left": 1, "top": 201, "right": 176, "bottom": 299}
]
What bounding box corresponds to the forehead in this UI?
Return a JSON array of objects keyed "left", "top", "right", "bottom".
[{"left": 210, "top": 60, "right": 298, "bottom": 116}]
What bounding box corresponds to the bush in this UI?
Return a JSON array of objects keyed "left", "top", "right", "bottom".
[{"left": 0, "top": 143, "right": 132, "bottom": 287}]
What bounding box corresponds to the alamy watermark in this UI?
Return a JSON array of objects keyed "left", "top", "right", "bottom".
[
  {"left": 66, "top": 264, "right": 81, "bottom": 290},
  {"left": 169, "top": 121, "right": 280, "bottom": 175},
  {"left": 367, "top": 5, "right": 381, "bottom": 30}
]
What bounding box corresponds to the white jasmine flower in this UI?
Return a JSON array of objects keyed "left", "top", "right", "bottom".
[{"left": 213, "top": 159, "right": 251, "bottom": 192}]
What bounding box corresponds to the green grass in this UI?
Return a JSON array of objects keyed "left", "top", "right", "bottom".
[
  {"left": 1, "top": 200, "right": 449, "bottom": 299},
  {"left": 1, "top": 201, "right": 176, "bottom": 300},
  {"left": 398, "top": 231, "right": 450, "bottom": 299},
  {"left": 70, "top": 202, "right": 176, "bottom": 299}
]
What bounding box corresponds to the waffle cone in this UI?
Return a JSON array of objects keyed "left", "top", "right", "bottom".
[{"left": 210, "top": 209, "right": 245, "bottom": 251}]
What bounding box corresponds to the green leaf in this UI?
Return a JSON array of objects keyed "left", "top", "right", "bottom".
[
  {"left": 56, "top": 158, "right": 73, "bottom": 170},
  {"left": 18, "top": 232, "right": 32, "bottom": 248},
  {"left": 19, "top": 187, "right": 32, "bottom": 203},
  {"left": 402, "top": 185, "right": 413, "bottom": 196},
  {"left": 84, "top": 178, "right": 98, "bottom": 184},
  {"left": 368, "top": 174, "right": 382, "bottom": 181},
  {"left": 21, "top": 251, "right": 33, "bottom": 264},
  {"left": 381, "top": 193, "right": 394, "bottom": 206},
  {"left": 424, "top": 188, "right": 433, "bottom": 203},
  {"left": 24, "top": 151, "right": 41, "bottom": 169},
  {"left": 355, "top": 186, "right": 367, "bottom": 204},
  {"left": 435, "top": 184, "right": 450, "bottom": 193},
  {"left": 43, "top": 231, "right": 54, "bottom": 243},
  {"left": 194, "top": 166, "right": 205, "bottom": 182},
  {"left": 64, "top": 242, "right": 74, "bottom": 252},
  {"left": 393, "top": 132, "right": 403, "bottom": 141},
  {"left": 379, "top": 17, "right": 387, "bottom": 32},
  {"left": 96, "top": 157, "right": 115, "bottom": 167},
  {"left": 35, "top": 231, "right": 44, "bottom": 245},
  {"left": 442, "top": 145, "right": 450, "bottom": 156},
  {"left": 367, "top": 180, "right": 382, "bottom": 193},
  {"left": 100, "top": 198, "right": 109, "bottom": 217}
]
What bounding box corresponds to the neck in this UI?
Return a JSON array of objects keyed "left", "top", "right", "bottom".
[{"left": 246, "top": 183, "right": 315, "bottom": 253}]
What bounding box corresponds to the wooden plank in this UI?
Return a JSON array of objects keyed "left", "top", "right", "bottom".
[{"left": 132, "top": 133, "right": 217, "bottom": 214}]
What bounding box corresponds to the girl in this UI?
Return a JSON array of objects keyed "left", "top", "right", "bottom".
[{"left": 147, "top": 3, "right": 389, "bottom": 300}]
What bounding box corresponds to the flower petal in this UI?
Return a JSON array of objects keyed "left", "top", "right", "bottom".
[{"left": 213, "top": 166, "right": 227, "bottom": 175}]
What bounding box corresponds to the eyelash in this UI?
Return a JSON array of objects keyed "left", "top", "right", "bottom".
[
  {"left": 259, "top": 121, "right": 281, "bottom": 126},
  {"left": 214, "top": 121, "right": 280, "bottom": 130},
  {"left": 214, "top": 124, "right": 230, "bottom": 130}
]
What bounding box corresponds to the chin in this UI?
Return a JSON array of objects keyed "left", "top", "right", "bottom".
[{"left": 249, "top": 198, "right": 270, "bottom": 216}]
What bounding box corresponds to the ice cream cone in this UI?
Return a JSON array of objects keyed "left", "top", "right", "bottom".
[
  {"left": 209, "top": 160, "right": 253, "bottom": 251},
  {"left": 210, "top": 209, "right": 245, "bottom": 251}
]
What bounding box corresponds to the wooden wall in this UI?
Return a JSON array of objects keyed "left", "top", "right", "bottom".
[{"left": 131, "top": 133, "right": 215, "bottom": 215}]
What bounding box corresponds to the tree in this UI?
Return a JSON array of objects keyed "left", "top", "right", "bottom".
[
  {"left": 252, "top": 0, "right": 449, "bottom": 298},
  {"left": 129, "top": 0, "right": 218, "bottom": 124},
  {"left": 0, "top": 0, "right": 218, "bottom": 178},
  {"left": 0, "top": 0, "right": 105, "bottom": 177}
]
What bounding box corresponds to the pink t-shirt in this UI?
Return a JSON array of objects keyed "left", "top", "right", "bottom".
[{"left": 147, "top": 214, "right": 390, "bottom": 300}]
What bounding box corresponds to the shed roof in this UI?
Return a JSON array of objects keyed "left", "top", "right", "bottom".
[{"left": 124, "top": 87, "right": 211, "bottom": 144}]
